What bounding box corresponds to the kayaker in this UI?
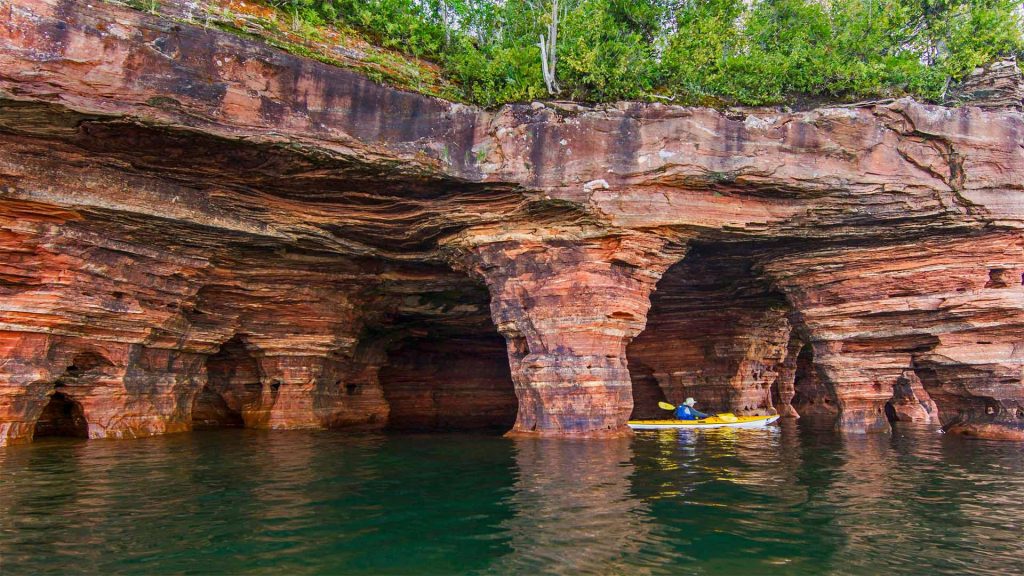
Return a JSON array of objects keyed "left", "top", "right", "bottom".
[{"left": 674, "top": 397, "right": 710, "bottom": 420}]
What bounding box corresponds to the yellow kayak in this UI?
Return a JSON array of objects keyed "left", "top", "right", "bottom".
[{"left": 629, "top": 414, "right": 779, "bottom": 430}]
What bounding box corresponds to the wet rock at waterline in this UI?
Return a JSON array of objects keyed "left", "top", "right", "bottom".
[{"left": 2, "top": 0, "right": 1024, "bottom": 443}]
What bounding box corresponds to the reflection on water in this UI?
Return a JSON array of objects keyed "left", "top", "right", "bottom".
[
  {"left": 1, "top": 423, "right": 1022, "bottom": 575},
  {"left": 486, "top": 438, "right": 654, "bottom": 575}
]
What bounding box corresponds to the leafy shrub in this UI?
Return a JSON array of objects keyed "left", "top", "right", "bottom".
[{"left": 264, "top": 0, "right": 1024, "bottom": 106}]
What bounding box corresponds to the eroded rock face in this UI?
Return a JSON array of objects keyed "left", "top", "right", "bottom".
[
  {"left": 949, "top": 60, "right": 1024, "bottom": 111},
  {"left": 2, "top": 0, "right": 1023, "bottom": 442},
  {"left": 459, "top": 234, "right": 684, "bottom": 436},
  {"left": 764, "top": 232, "right": 1024, "bottom": 435}
]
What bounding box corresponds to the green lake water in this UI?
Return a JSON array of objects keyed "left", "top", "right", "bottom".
[{"left": 1, "top": 421, "right": 1022, "bottom": 575}]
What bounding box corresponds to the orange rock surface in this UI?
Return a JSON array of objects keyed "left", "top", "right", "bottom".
[{"left": 1, "top": 0, "right": 1023, "bottom": 443}]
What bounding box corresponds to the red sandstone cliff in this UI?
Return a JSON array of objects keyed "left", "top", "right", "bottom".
[{"left": 2, "top": 0, "right": 1023, "bottom": 443}]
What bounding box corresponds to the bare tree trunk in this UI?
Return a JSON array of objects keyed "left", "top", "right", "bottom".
[
  {"left": 441, "top": 0, "right": 450, "bottom": 46},
  {"left": 538, "top": 0, "right": 561, "bottom": 95},
  {"left": 539, "top": 33, "right": 554, "bottom": 93},
  {"left": 549, "top": 0, "right": 558, "bottom": 89}
]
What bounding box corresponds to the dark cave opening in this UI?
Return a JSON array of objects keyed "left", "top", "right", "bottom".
[
  {"left": 64, "top": 351, "right": 111, "bottom": 376},
  {"left": 789, "top": 344, "right": 839, "bottom": 422},
  {"left": 192, "top": 335, "right": 261, "bottom": 429},
  {"left": 191, "top": 386, "right": 245, "bottom": 429},
  {"left": 884, "top": 401, "right": 899, "bottom": 424},
  {"left": 364, "top": 277, "right": 519, "bottom": 433},
  {"left": 34, "top": 392, "right": 89, "bottom": 439},
  {"left": 629, "top": 362, "right": 669, "bottom": 420},
  {"left": 380, "top": 330, "right": 517, "bottom": 431}
]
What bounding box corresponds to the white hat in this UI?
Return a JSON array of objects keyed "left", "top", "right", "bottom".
[{"left": 684, "top": 397, "right": 697, "bottom": 406}]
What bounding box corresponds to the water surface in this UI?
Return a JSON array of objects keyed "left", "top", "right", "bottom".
[{"left": 2, "top": 421, "right": 1022, "bottom": 575}]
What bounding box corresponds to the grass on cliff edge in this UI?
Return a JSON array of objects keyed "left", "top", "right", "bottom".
[
  {"left": 118, "top": 0, "right": 1023, "bottom": 108},
  {"left": 116, "top": 0, "right": 460, "bottom": 100}
]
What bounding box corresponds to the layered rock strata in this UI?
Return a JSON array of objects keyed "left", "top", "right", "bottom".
[
  {"left": 459, "top": 234, "right": 684, "bottom": 436},
  {"left": 949, "top": 60, "right": 1024, "bottom": 111},
  {"left": 2, "top": 0, "right": 1023, "bottom": 442}
]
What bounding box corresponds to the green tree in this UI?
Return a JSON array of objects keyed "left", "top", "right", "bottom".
[{"left": 260, "top": 0, "right": 1024, "bottom": 106}]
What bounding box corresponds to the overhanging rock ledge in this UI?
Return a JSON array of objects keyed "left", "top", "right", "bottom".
[{"left": 2, "top": 0, "right": 1023, "bottom": 442}]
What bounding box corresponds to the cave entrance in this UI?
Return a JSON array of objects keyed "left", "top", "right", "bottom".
[
  {"left": 191, "top": 386, "right": 245, "bottom": 429},
  {"left": 380, "top": 330, "right": 517, "bottom": 431},
  {"left": 34, "top": 392, "right": 88, "bottom": 439},
  {"left": 374, "top": 280, "right": 517, "bottom": 432},
  {"left": 884, "top": 401, "right": 899, "bottom": 424},
  {"left": 192, "top": 335, "right": 260, "bottom": 429},
  {"left": 788, "top": 343, "right": 838, "bottom": 423},
  {"left": 627, "top": 242, "right": 796, "bottom": 419}
]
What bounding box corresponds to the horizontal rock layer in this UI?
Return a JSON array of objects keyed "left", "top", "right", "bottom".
[{"left": 1, "top": 0, "right": 1023, "bottom": 442}]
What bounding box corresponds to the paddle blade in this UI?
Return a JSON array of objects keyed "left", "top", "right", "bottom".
[
  {"left": 658, "top": 401, "right": 676, "bottom": 411},
  {"left": 716, "top": 413, "right": 738, "bottom": 423}
]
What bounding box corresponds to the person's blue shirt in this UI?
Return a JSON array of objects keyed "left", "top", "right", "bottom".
[{"left": 674, "top": 405, "right": 709, "bottom": 420}]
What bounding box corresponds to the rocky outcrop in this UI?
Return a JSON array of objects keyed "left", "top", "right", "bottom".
[
  {"left": 761, "top": 233, "right": 1024, "bottom": 434},
  {"left": 949, "top": 60, "right": 1024, "bottom": 111},
  {"left": 2, "top": 0, "right": 1023, "bottom": 443}
]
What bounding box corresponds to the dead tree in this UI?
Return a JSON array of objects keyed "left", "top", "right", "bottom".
[{"left": 538, "top": 0, "right": 561, "bottom": 95}]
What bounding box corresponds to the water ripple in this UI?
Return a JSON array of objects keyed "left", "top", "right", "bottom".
[{"left": 1, "top": 424, "right": 1022, "bottom": 575}]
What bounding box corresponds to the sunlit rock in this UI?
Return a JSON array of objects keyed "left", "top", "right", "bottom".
[{"left": 2, "top": 0, "right": 1023, "bottom": 442}]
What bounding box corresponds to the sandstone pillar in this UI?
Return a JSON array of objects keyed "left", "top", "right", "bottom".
[
  {"left": 807, "top": 341, "right": 901, "bottom": 433},
  {"left": 886, "top": 371, "right": 937, "bottom": 423},
  {"left": 0, "top": 333, "right": 56, "bottom": 446},
  {"left": 770, "top": 334, "right": 805, "bottom": 418},
  {"left": 463, "top": 234, "right": 684, "bottom": 436}
]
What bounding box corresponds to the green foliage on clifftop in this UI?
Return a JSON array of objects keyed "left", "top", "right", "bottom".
[{"left": 228, "top": 0, "right": 1024, "bottom": 106}]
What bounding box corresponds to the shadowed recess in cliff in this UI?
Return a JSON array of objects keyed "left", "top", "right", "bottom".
[
  {"left": 912, "top": 359, "right": 1024, "bottom": 439},
  {"left": 380, "top": 332, "right": 516, "bottom": 431},
  {"left": 372, "top": 279, "right": 517, "bottom": 431},
  {"left": 628, "top": 241, "right": 799, "bottom": 419},
  {"left": 33, "top": 392, "right": 88, "bottom": 439},
  {"left": 0, "top": 121, "right": 528, "bottom": 256},
  {"left": 192, "top": 335, "right": 264, "bottom": 429},
  {"left": 787, "top": 343, "right": 839, "bottom": 423}
]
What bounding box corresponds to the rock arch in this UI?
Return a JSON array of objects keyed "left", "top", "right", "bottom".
[
  {"left": 787, "top": 343, "right": 840, "bottom": 423},
  {"left": 628, "top": 241, "right": 794, "bottom": 420}
]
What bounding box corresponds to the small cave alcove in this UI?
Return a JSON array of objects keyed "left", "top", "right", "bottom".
[
  {"left": 65, "top": 351, "right": 113, "bottom": 377},
  {"left": 192, "top": 335, "right": 261, "bottom": 429},
  {"left": 34, "top": 392, "right": 89, "bottom": 439},
  {"left": 628, "top": 242, "right": 794, "bottom": 419},
  {"left": 788, "top": 343, "right": 839, "bottom": 423}
]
